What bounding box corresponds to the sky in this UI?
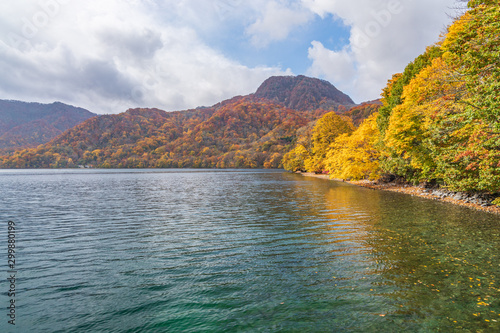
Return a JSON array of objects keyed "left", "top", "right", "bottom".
[{"left": 0, "top": 0, "right": 458, "bottom": 114}]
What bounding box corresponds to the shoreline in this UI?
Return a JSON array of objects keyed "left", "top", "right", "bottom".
[{"left": 300, "top": 173, "right": 500, "bottom": 215}]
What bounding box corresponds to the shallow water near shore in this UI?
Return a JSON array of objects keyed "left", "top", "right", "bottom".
[{"left": 0, "top": 169, "right": 499, "bottom": 332}]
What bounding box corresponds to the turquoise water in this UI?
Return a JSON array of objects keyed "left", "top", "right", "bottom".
[{"left": 0, "top": 169, "right": 499, "bottom": 332}]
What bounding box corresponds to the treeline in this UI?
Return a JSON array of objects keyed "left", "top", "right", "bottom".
[{"left": 284, "top": 1, "right": 500, "bottom": 192}]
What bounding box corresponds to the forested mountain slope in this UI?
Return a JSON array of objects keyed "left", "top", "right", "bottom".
[
  {"left": 0, "top": 75, "right": 368, "bottom": 169},
  {"left": 0, "top": 100, "right": 96, "bottom": 151}
]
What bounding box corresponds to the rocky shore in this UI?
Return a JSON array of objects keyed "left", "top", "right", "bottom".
[{"left": 301, "top": 173, "right": 500, "bottom": 215}]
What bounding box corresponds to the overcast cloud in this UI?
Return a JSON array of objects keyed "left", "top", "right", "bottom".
[{"left": 0, "top": 0, "right": 456, "bottom": 114}]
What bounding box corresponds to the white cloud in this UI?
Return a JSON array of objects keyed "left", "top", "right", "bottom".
[
  {"left": 303, "top": 0, "right": 456, "bottom": 102},
  {"left": 246, "top": 1, "right": 312, "bottom": 47},
  {"left": 0, "top": 0, "right": 459, "bottom": 113},
  {"left": 0, "top": 0, "right": 290, "bottom": 114},
  {"left": 308, "top": 41, "right": 356, "bottom": 91}
]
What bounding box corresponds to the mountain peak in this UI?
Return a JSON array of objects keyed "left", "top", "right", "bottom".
[{"left": 254, "top": 75, "right": 355, "bottom": 112}]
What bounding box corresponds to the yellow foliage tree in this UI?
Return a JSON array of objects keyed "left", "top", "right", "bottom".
[
  {"left": 282, "top": 144, "right": 310, "bottom": 172},
  {"left": 382, "top": 56, "right": 465, "bottom": 181},
  {"left": 325, "top": 113, "right": 381, "bottom": 180},
  {"left": 305, "top": 112, "right": 354, "bottom": 173}
]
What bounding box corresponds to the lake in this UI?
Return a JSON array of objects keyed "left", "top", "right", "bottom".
[{"left": 0, "top": 169, "right": 499, "bottom": 332}]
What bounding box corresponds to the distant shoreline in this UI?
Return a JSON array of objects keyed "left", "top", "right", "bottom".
[{"left": 300, "top": 172, "right": 500, "bottom": 215}]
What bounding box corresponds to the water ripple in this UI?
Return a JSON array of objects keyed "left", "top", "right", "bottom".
[{"left": 0, "top": 169, "right": 499, "bottom": 332}]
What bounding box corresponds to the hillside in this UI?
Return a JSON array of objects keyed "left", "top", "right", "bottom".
[
  {"left": 0, "top": 75, "right": 366, "bottom": 169},
  {"left": 254, "top": 75, "right": 355, "bottom": 112},
  {"left": 343, "top": 100, "right": 381, "bottom": 126},
  {"left": 0, "top": 98, "right": 313, "bottom": 168},
  {"left": 0, "top": 100, "right": 96, "bottom": 151}
]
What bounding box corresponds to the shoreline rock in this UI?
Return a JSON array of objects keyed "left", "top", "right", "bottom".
[{"left": 300, "top": 173, "right": 500, "bottom": 215}]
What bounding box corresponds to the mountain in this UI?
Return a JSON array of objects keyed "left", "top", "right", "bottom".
[
  {"left": 0, "top": 97, "right": 313, "bottom": 168},
  {"left": 0, "top": 100, "right": 96, "bottom": 151},
  {"left": 254, "top": 75, "right": 355, "bottom": 112},
  {"left": 0, "top": 75, "right": 366, "bottom": 169}
]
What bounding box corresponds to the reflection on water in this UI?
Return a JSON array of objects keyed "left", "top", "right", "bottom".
[
  {"left": 314, "top": 176, "right": 500, "bottom": 331},
  {"left": 0, "top": 169, "right": 498, "bottom": 332},
  {"left": 366, "top": 198, "right": 500, "bottom": 331}
]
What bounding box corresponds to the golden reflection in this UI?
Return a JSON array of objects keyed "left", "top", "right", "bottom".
[{"left": 289, "top": 174, "right": 500, "bottom": 331}]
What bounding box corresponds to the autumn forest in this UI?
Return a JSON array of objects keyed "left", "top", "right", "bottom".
[
  {"left": 1, "top": 0, "right": 499, "bottom": 194},
  {"left": 284, "top": 0, "right": 500, "bottom": 192}
]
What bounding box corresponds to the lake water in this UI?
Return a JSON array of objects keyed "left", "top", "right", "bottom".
[{"left": 0, "top": 169, "right": 499, "bottom": 332}]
